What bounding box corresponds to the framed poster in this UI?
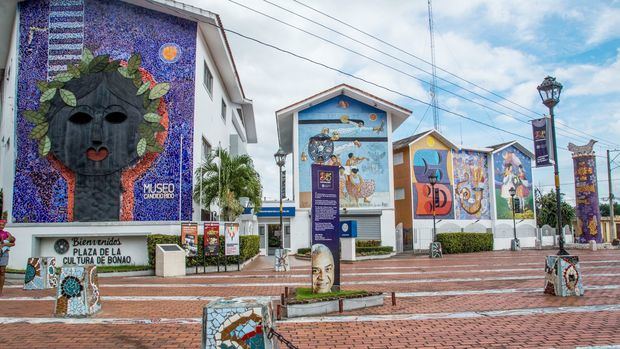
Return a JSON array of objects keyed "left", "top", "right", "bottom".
[
  {"left": 204, "top": 222, "right": 220, "bottom": 256},
  {"left": 224, "top": 223, "right": 239, "bottom": 256},
  {"left": 180, "top": 222, "right": 198, "bottom": 257}
]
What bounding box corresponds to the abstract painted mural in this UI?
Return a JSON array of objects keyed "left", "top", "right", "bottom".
[
  {"left": 453, "top": 150, "right": 490, "bottom": 220},
  {"left": 410, "top": 135, "right": 454, "bottom": 219},
  {"left": 297, "top": 96, "right": 389, "bottom": 208},
  {"left": 13, "top": 0, "right": 196, "bottom": 222},
  {"left": 24, "top": 257, "right": 58, "bottom": 290},
  {"left": 54, "top": 264, "right": 101, "bottom": 317},
  {"left": 203, "top": 297, "right": 275, "bottom": 349},
  {"left": 569, "top": 141, "right": 602, "bottom": 243},
  {"left": 493, "top": 145, "right": 534, "bottom": 219}
]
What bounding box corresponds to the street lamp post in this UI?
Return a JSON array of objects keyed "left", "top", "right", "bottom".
[
  {"left": 537, "top": 76, "right": 568, "bottom": 256},
  {"left": 428, "top": 174, "right": 438, "bottom": 242},
  {"left": 274, "top": 148, "right": 287, "bottom": 250},
  {"left": 509, "top": 187, "right": 520, "bottom": 251}
]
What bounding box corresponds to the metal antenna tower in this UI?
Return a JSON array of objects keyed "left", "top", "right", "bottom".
[{"left": 427, "top": 0, "right": 439, "bottom": 131}]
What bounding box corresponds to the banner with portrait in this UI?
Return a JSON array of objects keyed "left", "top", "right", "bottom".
[
  {"left": 180, "top": 222, "right": 198, "bottom": 257},
  {"left": 311, "top": 164, "right": 340, "bottom": 293},
  {"left": 224, "top": 223, "right": 240, "bottom": 256},
  {"left": 203, "top": 222, "right": 220, "bottom": 257}
]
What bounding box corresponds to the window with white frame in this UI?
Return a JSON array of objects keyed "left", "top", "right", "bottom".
[
  {"left": 203, "top": 61, "right": 213, "bottom": 96},
  {"left": 394, "top": 152, "right": 404, "bottom": 165},
  {"left": 221, "top": 99, "right": 227, "bottom": 122},
  {"left": 395, "top": 188, "right": 405, "bottom": 200},
  {"left": 201, "top": 137, "right": 211, "bottom": 161}
]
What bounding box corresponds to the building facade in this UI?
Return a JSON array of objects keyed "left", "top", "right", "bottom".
[
  {"left": 0, "top": 0, "right": 256, "bottom": 269},
  {"left": 275, "top": 84, "right": 411, "bottom": 253},
  {"left": 393, "top": 130, "right": 537, "bottom": 250}
]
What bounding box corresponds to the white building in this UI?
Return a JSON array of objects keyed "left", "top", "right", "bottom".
[
  {"left": 275, "top": 84, "right": 412, "bottom": 254},
  {"left": 0, "top": 0, "right": 256, "bottom": 269}
]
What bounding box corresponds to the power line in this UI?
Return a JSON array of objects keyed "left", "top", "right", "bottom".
[
  {"left": 287, "top": 0, "right": 620, "bottom": 149},
  {"left": 162, "top": 0, "right": 610, "bottom": 160},
  {"left": 247, "top": 0, "right": 615, "bottom": 151}
]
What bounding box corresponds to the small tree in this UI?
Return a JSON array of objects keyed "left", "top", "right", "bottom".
[
  {"left": 193, "top": 148, "right": 262, "bottom": 221},
  {"left": 536, "top": 190, "right": 575, "bottom": 228},
  {"left": 599, "top": 203, "right": 620, "bottom": 217}
]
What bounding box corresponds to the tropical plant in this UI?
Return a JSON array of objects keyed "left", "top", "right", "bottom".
[
  {"left": 535, "top": 190, "right": 576, "bottom": 228},
  {"left": 599, "top": 203, "right": 620, "bottom": 217},
  {"left": 193, "top": 148, "right": 262, "bottom": 221}
]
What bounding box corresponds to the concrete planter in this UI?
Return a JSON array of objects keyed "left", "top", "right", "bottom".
[{"left": 286, "top": 294, "right": 384, "bottom": 318}]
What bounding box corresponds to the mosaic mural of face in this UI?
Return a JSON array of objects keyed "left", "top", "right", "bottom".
[
  {"left": 312, "top": 243, "right": 334, "bottom": 293},
  {"left": 47, "top": 72, "right": 144, "bottom": 176}
]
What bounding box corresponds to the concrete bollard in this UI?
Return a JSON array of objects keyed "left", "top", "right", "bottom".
[
  {"left": 54, "top": 264, "right": 101, "bottom": 317},
  {"left": 544, "top": 255, "right": 584, "bottom": 297},
  {"left": 589, "top": 240, "right": 597, "bottom": 251}
]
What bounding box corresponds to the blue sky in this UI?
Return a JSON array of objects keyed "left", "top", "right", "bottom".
[{"left": 183, "top": 0, "right": 620, "bottom": 205}]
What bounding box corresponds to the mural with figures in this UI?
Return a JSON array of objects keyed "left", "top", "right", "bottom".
[
  {"left": 297, "top": 96, "right": 389, "bottom": 208},
  {"left": 13, "top": 0, "right": 196, "bottom": 222},
  {"left": 410, "top": 135, "right": 454, "bottom": 219},
  {"left": 453, "top": 150, "right": 490, "bottom": 220},
  {"left": 493, "top": 145, "right": 534, "bottom": 219}
]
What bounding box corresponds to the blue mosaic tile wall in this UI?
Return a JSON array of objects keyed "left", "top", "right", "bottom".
[{"left": 13, "top": 0, "right": 196, "bottom": 222}]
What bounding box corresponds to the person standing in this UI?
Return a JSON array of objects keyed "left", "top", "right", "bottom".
[{"left": 0, "top": 219, "right": 16, "bottom": 296}]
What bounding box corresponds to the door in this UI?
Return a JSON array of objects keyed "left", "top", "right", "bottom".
[
  {"left": 267, "top": 224, "right": 282, "bottom": 255},
  {"left": 259, "top": 225, "right": 266, "bottom": 255}
]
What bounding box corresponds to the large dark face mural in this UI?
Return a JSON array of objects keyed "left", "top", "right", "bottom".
[
  {"left": 48, "top": 72, "right": 144, "bottom": 176},
  {"left": 25, "top": 51, "right": 168, "bottom": 221}
]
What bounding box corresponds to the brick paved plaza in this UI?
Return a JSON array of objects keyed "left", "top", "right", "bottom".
[{"left": 1, "top": 249, "right": 619, "bottom": 348}]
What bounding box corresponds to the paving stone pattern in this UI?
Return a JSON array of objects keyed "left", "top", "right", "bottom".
[{"left": 0, "top": 250, "right": 619, "bottom": 348}]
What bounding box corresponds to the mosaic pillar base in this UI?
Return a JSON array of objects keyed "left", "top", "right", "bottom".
[
  {"left": 274, "top": 248, "right": 290, "bottom": 272},
  {"left": 55, "top": 265, "right": 101, "bottom": 317},
  {"left": 511, "top": 239, "right": 521, "bottom": 251},
  {"left": 544, "top": 255, "right": 584, "bottom": 297},
  {"left": 203, "top": 297, "right": 275, "bottom": 349},
  {"left": 429, "top": 242, "right": 443, "bottom": 258},
  {"left": 24, "top": 257, "right": 58, "bottom": 290}
]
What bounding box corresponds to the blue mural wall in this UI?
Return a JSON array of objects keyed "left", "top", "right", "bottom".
[
  {"left": 297, "top": 95, "right": 389, "bottom": 208},
  {"left": 493, "top": 145, "right": 534, "bottom": 219},
  {"left": 13, "top": 0, "right": 196, "bottom": 222},
  {"left": 453, "top": 150, "right": 491, "bottom": 220}
]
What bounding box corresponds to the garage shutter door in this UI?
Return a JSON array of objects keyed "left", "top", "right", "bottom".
[{"left": 346, "top": 215, "right": 381, "bottom": 240}]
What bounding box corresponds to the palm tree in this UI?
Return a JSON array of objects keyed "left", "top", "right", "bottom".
[{"left": 193, "top": 148, "right": 262, "bottom": 221}]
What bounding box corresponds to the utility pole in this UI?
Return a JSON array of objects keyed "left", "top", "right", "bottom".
[
  {"left": 427, "top": 0, "right": 439, "bottom": 131},
  {"left": 607, "top": 150, "right": 617, "bottom": 240}
]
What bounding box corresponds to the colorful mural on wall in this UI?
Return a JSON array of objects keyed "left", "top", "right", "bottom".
[
  {"left": 569, "top": 140, "right": 602, "bottom": 243},
  {"left": 410, "top": 135, "right": 454, "bottom": 219},
  {"left": 24, "top": 257, "right": 57, "bottom": 290},
  {"left": 13, "top": 0, "right": 196, "bottom": 222},
  {"left": 54, "top": 264, "right": 101, "bottom": 317},
  {"left": 493, "top": 145, "right": 534, "bottom": 219},
  {"left": 453, "top": 150, "right": 490, "bottom": 220},
  {"left": 297, "top": 96, "right": 389, "bottom": 208},
  {"left": 203, "top": 297, "right": 275, "bottom": 348}
]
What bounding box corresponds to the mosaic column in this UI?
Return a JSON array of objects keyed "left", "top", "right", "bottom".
[
  {"left": 203, "top": 297, "right": 275, "bottom": 349},
  {"left": 24, "top": 257, "right": 58, "bottom": 290},
  {"left": 54, "top": 264, "right": 101, "bottom": 317},
  {"left": 569, "top": 140, "right": 602, "bottom": 243}
]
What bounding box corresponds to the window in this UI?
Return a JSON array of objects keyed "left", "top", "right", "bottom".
[
  {"left": 395, "top": 188, "right": 405, "bottom": 200},
  {"left": 203, "top": 61, "right": 213, "bottom": 95},
  {"left": 201, "top": 137, "right": 211, "bottom": 161},
  {"left": 221, "top": 99, "right": 227, "bottom": 122},
  {"left": 394, "top": 152, "right": 404, "bottom": 165}
]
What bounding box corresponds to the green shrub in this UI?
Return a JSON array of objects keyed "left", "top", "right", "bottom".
[
  {"left": 356, "top": 246, "right": 393, "bottom": 256},
  {"left": 297, "top": 248, "right": 310, "bottom": 255},
  {"left": 437, "top": 232, "right": 493, "bottom": 254},
  {"left": 147, "top": 234, "right": 259, "bottom": 267},
  {"left": 356, "top": 240, "right": 381, "bottom": 248}
]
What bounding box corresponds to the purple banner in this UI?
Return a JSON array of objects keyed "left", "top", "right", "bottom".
[
  {"left": 532, "top": 118, "right": 553, "bottom": 167},
  {"left": 311, "top": 164, "right": 340, "bottom": 293},
  {"left": 573, "top": 155, "right": 602, "bottom": 243}
]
